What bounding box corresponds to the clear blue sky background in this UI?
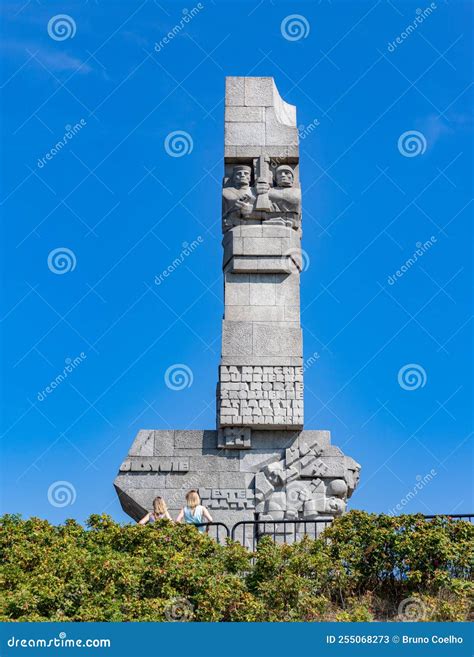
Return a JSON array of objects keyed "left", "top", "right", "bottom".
[{"left": 1, "top": 0, "right": 472, "bottom": 524}]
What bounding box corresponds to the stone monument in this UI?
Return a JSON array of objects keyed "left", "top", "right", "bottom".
[{"left": 114, "top": 77, "right": 360, "bottom": 529}]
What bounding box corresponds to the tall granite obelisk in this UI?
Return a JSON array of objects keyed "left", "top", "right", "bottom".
[
  {"left": 114, "top": 78, "right": 360, "bottom": 528},
  {"left": 218, "top": 77, "right": 303, "bottom": 444}
]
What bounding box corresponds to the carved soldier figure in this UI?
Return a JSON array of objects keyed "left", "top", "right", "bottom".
[
  {"left": 222, "top": 165, "right": 256, "bottom": 227},
  {"left": 257, "top": 461, "right": 288, "bottom": 521},
  {"left": 268, "top": 164, "right": 301, "bottom": 221}
]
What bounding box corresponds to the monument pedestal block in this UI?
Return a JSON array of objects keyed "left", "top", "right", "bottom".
[{"left": 114, "top": 429, "right": 360, "bottom": 524}]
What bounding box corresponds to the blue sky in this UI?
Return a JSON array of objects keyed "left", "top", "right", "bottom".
[{"left": 0, "top": 0, "right": 472, "bottom": 524}]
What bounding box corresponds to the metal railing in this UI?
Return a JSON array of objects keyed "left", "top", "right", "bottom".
[
  {"left": 231, "top": 518, "right": 333, "bottom": 551},
  {"left": 420, "top": 513, "right": 473, "bottom": 522},
  {"left": 194, "top": 514, "right": 473, "bottom": 549},
  {"left": 194, "top": 522, "right": 230, "bottom": 544}
]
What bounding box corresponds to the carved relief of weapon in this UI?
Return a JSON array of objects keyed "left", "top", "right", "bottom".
[{"left": 254, "top": 155, "right": 272, "bottom": 212}]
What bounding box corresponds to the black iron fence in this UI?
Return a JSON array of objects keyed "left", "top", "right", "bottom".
[
  {"left": 193, "top": 513, "right": 473, "bottom": 548},
  {"left": 194, "top": 522, "right": 230, "bottom": 544},
  {"left": 231, "top": 518, "right": 332, "bottom": 551}
]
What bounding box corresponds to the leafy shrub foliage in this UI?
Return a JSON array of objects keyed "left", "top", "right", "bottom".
[{"left": 0, "top": 511, "right": 472, "bottom": 622}]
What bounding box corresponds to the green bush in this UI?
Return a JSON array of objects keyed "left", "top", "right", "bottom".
[{"left": 0, "top": 511, "right": 472, "bottom": 622}]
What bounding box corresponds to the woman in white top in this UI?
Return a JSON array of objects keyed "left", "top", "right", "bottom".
[{"left": 138, "top": 496, "right": 172, "bottom": 525}]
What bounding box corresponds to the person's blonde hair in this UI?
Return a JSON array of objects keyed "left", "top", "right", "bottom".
[
  {"left": 185, "top": 490, "right": 200, "bottom": 509},
  {"left": 152, "top": 497, "right": 168, "bottom": 516}
]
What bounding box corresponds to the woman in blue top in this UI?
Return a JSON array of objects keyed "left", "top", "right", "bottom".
[{"left": 176, "top": 490, "right": 213, "bottom": 532}]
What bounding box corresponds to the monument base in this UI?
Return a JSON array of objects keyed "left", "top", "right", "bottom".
[{"left": 114, "top": 429, "right": 360, "bottom": 526}]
